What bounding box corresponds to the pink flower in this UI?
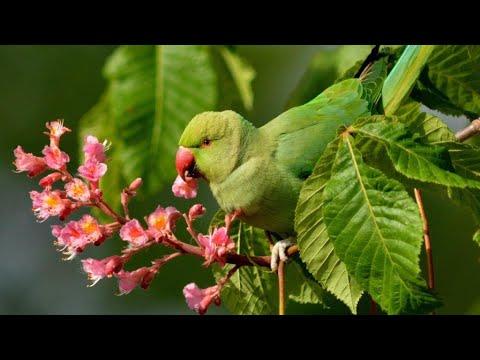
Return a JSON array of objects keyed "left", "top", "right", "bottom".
[
  {"left": 51, "top": 214, "right": 103, "bottom": 259},
  {"left": 82, "top": 256, "right": 124, "bottom": 286},
  {"left": 65, "top": 178, "right": 91, "bottom": 202},
  {"left": 183, "top": 283, "right": 221, "bottom": 315},
  {"left": 172, "top": 175, "right": 197, "bottom": 199},
  {"left": 39, "top": 172, "right": 63, "bottom": 188},
  {"left": 42, "top": 145, "right": 70, "bottom": 170},
  {"left": 46, "top": 120, "right": 70, "bottom": 145},
  {"left": 188, "top": 204, "right": 206, "bottom": 221},
  {"left": 13, "top": 146, "right": 47, "bottom": 177},
  {"left": 146, "top": 206, "right": 181, "bottom": 239},
  {"left": 197, "top": 227, "right": 235, "bottom": 267},
  {"left": 78, "top": 158, "right": 107, "bottom": 183},
  {"left": 115, "top": 267, "right": 154, "bottom": 295},
  {"left": 83, "top": 135, "right": 107, "bottom": 163},
  {"left": 30, "top": 188, "right": 70, "bottom": 222},
  {"left": 120, "top": 219, "right": 149, "bottom": 247}
]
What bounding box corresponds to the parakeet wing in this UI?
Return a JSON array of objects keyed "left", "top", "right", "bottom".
[{"left": 261, "top": 79, "right": 370, "bottom": 179}]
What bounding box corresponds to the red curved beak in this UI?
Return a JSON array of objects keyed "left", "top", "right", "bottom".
[{"left": 176, "top": 146, "right": 196, "bottom": 181}]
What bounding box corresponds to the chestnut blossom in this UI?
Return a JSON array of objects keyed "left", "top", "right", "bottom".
[
  {"left": 172, "top": 175, "right": 198, "bottom": 199},
  {"left": 13, "top": 146, "right": 47, "bottom": 177},
  {"left": 42, "top": 145, "right": 70, "bottom": 170},
  {"left": 78, "top": 159, "right": 107, "bottom": 183},
  {"left": 65, "top": 178, "right": 91, "bottom": 202},
  {"left": 198, "top": 227, "right": 235, "bottom": 267},
  {"left": 30, "top": 188, "right": 70, "bottom": 222},
  {"left": 146, "top": 206, "right": 181, "bottom": 239},
  {"left": 83, "top": 135, "right": 107, "bottom": 163},
  {"left": 183, "top": 283, "right": 221, "bottom": 315},
  {"left": 82, "top": 256, "right": 124, "bottom": 286},
  {"left": 39, "top": 172, "right": 63, "bottom": 188},
  {"left": 46, "top": 120, "right": 70, "bottom": 145},
  {"left": 120, "top": 219, "right": 149, "bottom": 247},
  {"left": 188, "top": 204, "right": 206, "bottom": 221},
  {"left": 115, "top": 267, "right": 154, "bottom": 295},
  {"left": 52, "top": 214, "right": 103, "bottom": 259}
]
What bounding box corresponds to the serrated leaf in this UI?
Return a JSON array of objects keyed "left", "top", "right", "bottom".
[
  {"left": 425, "top": 45, "right": 480, "bottom": 117},
  {"left": 354, "top": 120, "right": 480, "bottom": 190},
  {"left": 361, "top": 57, "right": 388, "bottom": 112},
  {"left": 323, "top": 135, "right": 440, "bottom": 314},
  {"left": 448, "top": 142, "right": 480, "bottom": 180},
  {"left": 103, "top": 45, "right": 217, "bottom": 195},
  {"left": 395, "top": 101, "right": 457, "bottom": 145},
  {"left": 295, "top": 139, "right": 363, "bottom": 314}
]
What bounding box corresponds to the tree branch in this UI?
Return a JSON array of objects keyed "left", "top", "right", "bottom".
[
  {"left": 278, "top": 260, "right": 286, "bottom": 315},
  {"left": 455, "top": 119, "right": 480, "bottom": 142}
]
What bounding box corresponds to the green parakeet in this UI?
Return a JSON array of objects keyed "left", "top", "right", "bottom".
[
  {"left": 176, "top": 78, "right": 370, "bottom": 234},
  {"left": 175, "top": 45, "right": 432, "bottom": 270}
]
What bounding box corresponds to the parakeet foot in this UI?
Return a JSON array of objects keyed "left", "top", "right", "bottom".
[{"left": 271, "top": 238, "right": 293, "bottom": 272}]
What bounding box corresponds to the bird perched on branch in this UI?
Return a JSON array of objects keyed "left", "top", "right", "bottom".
[{"left": 176, "top": 78, "right": 371, "bottom": 271}]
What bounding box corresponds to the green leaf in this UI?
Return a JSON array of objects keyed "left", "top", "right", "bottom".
[
  {"left": 354, "top": 120, "right": 480, "bottom": 190},
  {"left": 104, "top": 45, "right": 218, "bottom": 195},
  {"left": 286, "top": 46, "right": 374, "bottom": 108},
  {"left": 425, "top": 45, "right": 480, "bottom": 117},
  {"left": 448, "top": 143, "right": 480, "bottom": 181},
  {"left": 395, "top": 101, "right": 457, "bottom": 145},
  {"left": 322, "top": 135, "right": 440, "bottom": 314},
  {"left": 474, "top": 229, "right": 480, "bottom": 246},
  {"left": 361, "top": 57, "right": 388, "bottom": 112},
  {"left": 78, "top": 91, "right": 124, "bottom": 213},
  {"left": 295, "top": 139, "right": 363, "bottom": 314},
  {"left": 382, "top": 45, "right": 435, "bottom": 115},
  {"left": 216, "top": 47, "right": 255, "bottom": 111}
]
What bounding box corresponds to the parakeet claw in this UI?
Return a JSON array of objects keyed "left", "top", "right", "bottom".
[{"left": 271, "top": 238, "right": 293, "bottom": 272}]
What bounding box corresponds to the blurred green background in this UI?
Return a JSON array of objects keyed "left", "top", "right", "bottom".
[{"left": 0, "top": 45, "right": 479, "bottom": 314}]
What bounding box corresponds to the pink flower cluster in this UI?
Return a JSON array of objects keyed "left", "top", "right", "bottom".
[{"left": 14, "top": 120, "right": 239, "bottom": 315}]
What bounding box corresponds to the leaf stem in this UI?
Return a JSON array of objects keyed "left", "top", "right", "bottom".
[
  {"left": 278, "top": 260, "right": 286, "bottom": 315},
  {"left": 414, "top": 188, "right": 435, "bottom": 290}
]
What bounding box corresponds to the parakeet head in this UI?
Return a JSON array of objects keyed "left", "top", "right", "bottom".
[{"left": 176, "top": 110, "right": 255, "bottom": 184}]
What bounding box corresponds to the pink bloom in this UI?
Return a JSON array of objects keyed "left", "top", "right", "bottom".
[
  {"left": 39, "top": 172, "right": 63, "bottom": 188},
  {"left": 30, "top": 188, "right": 70, "bottom": 222},
  {"left": 81, "top": 256, "right": 124, "bottom": 286},
  {"left": 188, "top": 204, "right": 206, "bottom": 221},
  {"left": 46, "top": 120, "right": 70, "bottom": 145},
  {"left": 52, "top": 214, "right": 103, "bottom": 259},
  {"left": 115, "top": 267, "right": 153, "bottom": 295},
  {"left": 42, "top": 145, "right": 70, "bottom": 170},
  {"left": 13, "top": 146, "right": 47, "bottom": 177},
  {"left": 78, "top": 158, "right": 107, "bottom": 183},
  {"left": 65, "top": 178, "right": 91, "bottom": 202},
  {"left": 172, "top": 175, "right": 197, "bottom": 199},
  {"left": 83, "top": 135, "right": 107, "bottom": 163},
  {"left": 146, "top": 206, "right": 181, "bottom": 239},
  {"left": 120, "top": 219, "right": 149, "bottom": 247},
  {"left": 197, "top": 227, "right": 235, "bottom": 267},
  {"left": 183, "top": 283, "right": 221, "bottom": 315}
]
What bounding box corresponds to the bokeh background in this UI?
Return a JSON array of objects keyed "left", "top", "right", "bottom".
[{"left": 0, "top": 45, "right": 479, "bottom": 314}]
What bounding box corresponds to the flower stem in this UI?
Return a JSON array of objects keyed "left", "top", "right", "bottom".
[{"left": 278, "top": 260, "right": 286, "bottom": 315}]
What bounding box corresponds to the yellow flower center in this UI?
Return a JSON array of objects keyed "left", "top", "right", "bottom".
[
  {"left": 152, "top": 215, "right": 167, "bottom": 230},
  {"left": 44, "top": 195, "right": 60, "bottom": 208},
  {"left": 81, "top": 220, "right": 98, "bottom": 235}
]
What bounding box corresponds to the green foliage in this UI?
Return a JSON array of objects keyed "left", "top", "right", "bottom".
[
  {"left": 210, "top": 210, "right": 325, "bottom": 314},
  {"left": 322, "top": 135, "right": 440, "bottom": 314},
  {"left": 422, "top": 45, "right": 480, "bottom": 118},
  {"left": 80, "top": 45, "right": 255, "bottom": 203},
  {"left": 295, "top": 139, "right": 363, "bottom": 314},
  {"left": 353, "top": 119, "right": 480, "bottom": 190}
]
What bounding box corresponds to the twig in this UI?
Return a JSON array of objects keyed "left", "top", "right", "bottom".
[
  {"left": 278, "top": 260, "right": 286, "bottom": 315},
  {"left": 414, "top": 188, "right": 435, "bottom": 290},
  {"left": 455, "top": 119, "right": 480, "bottom": 142}
]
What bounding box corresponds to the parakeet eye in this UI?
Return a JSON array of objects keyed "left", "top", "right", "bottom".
[{"left": 201, "top": 138, "right": 211, "bottom": 147}]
